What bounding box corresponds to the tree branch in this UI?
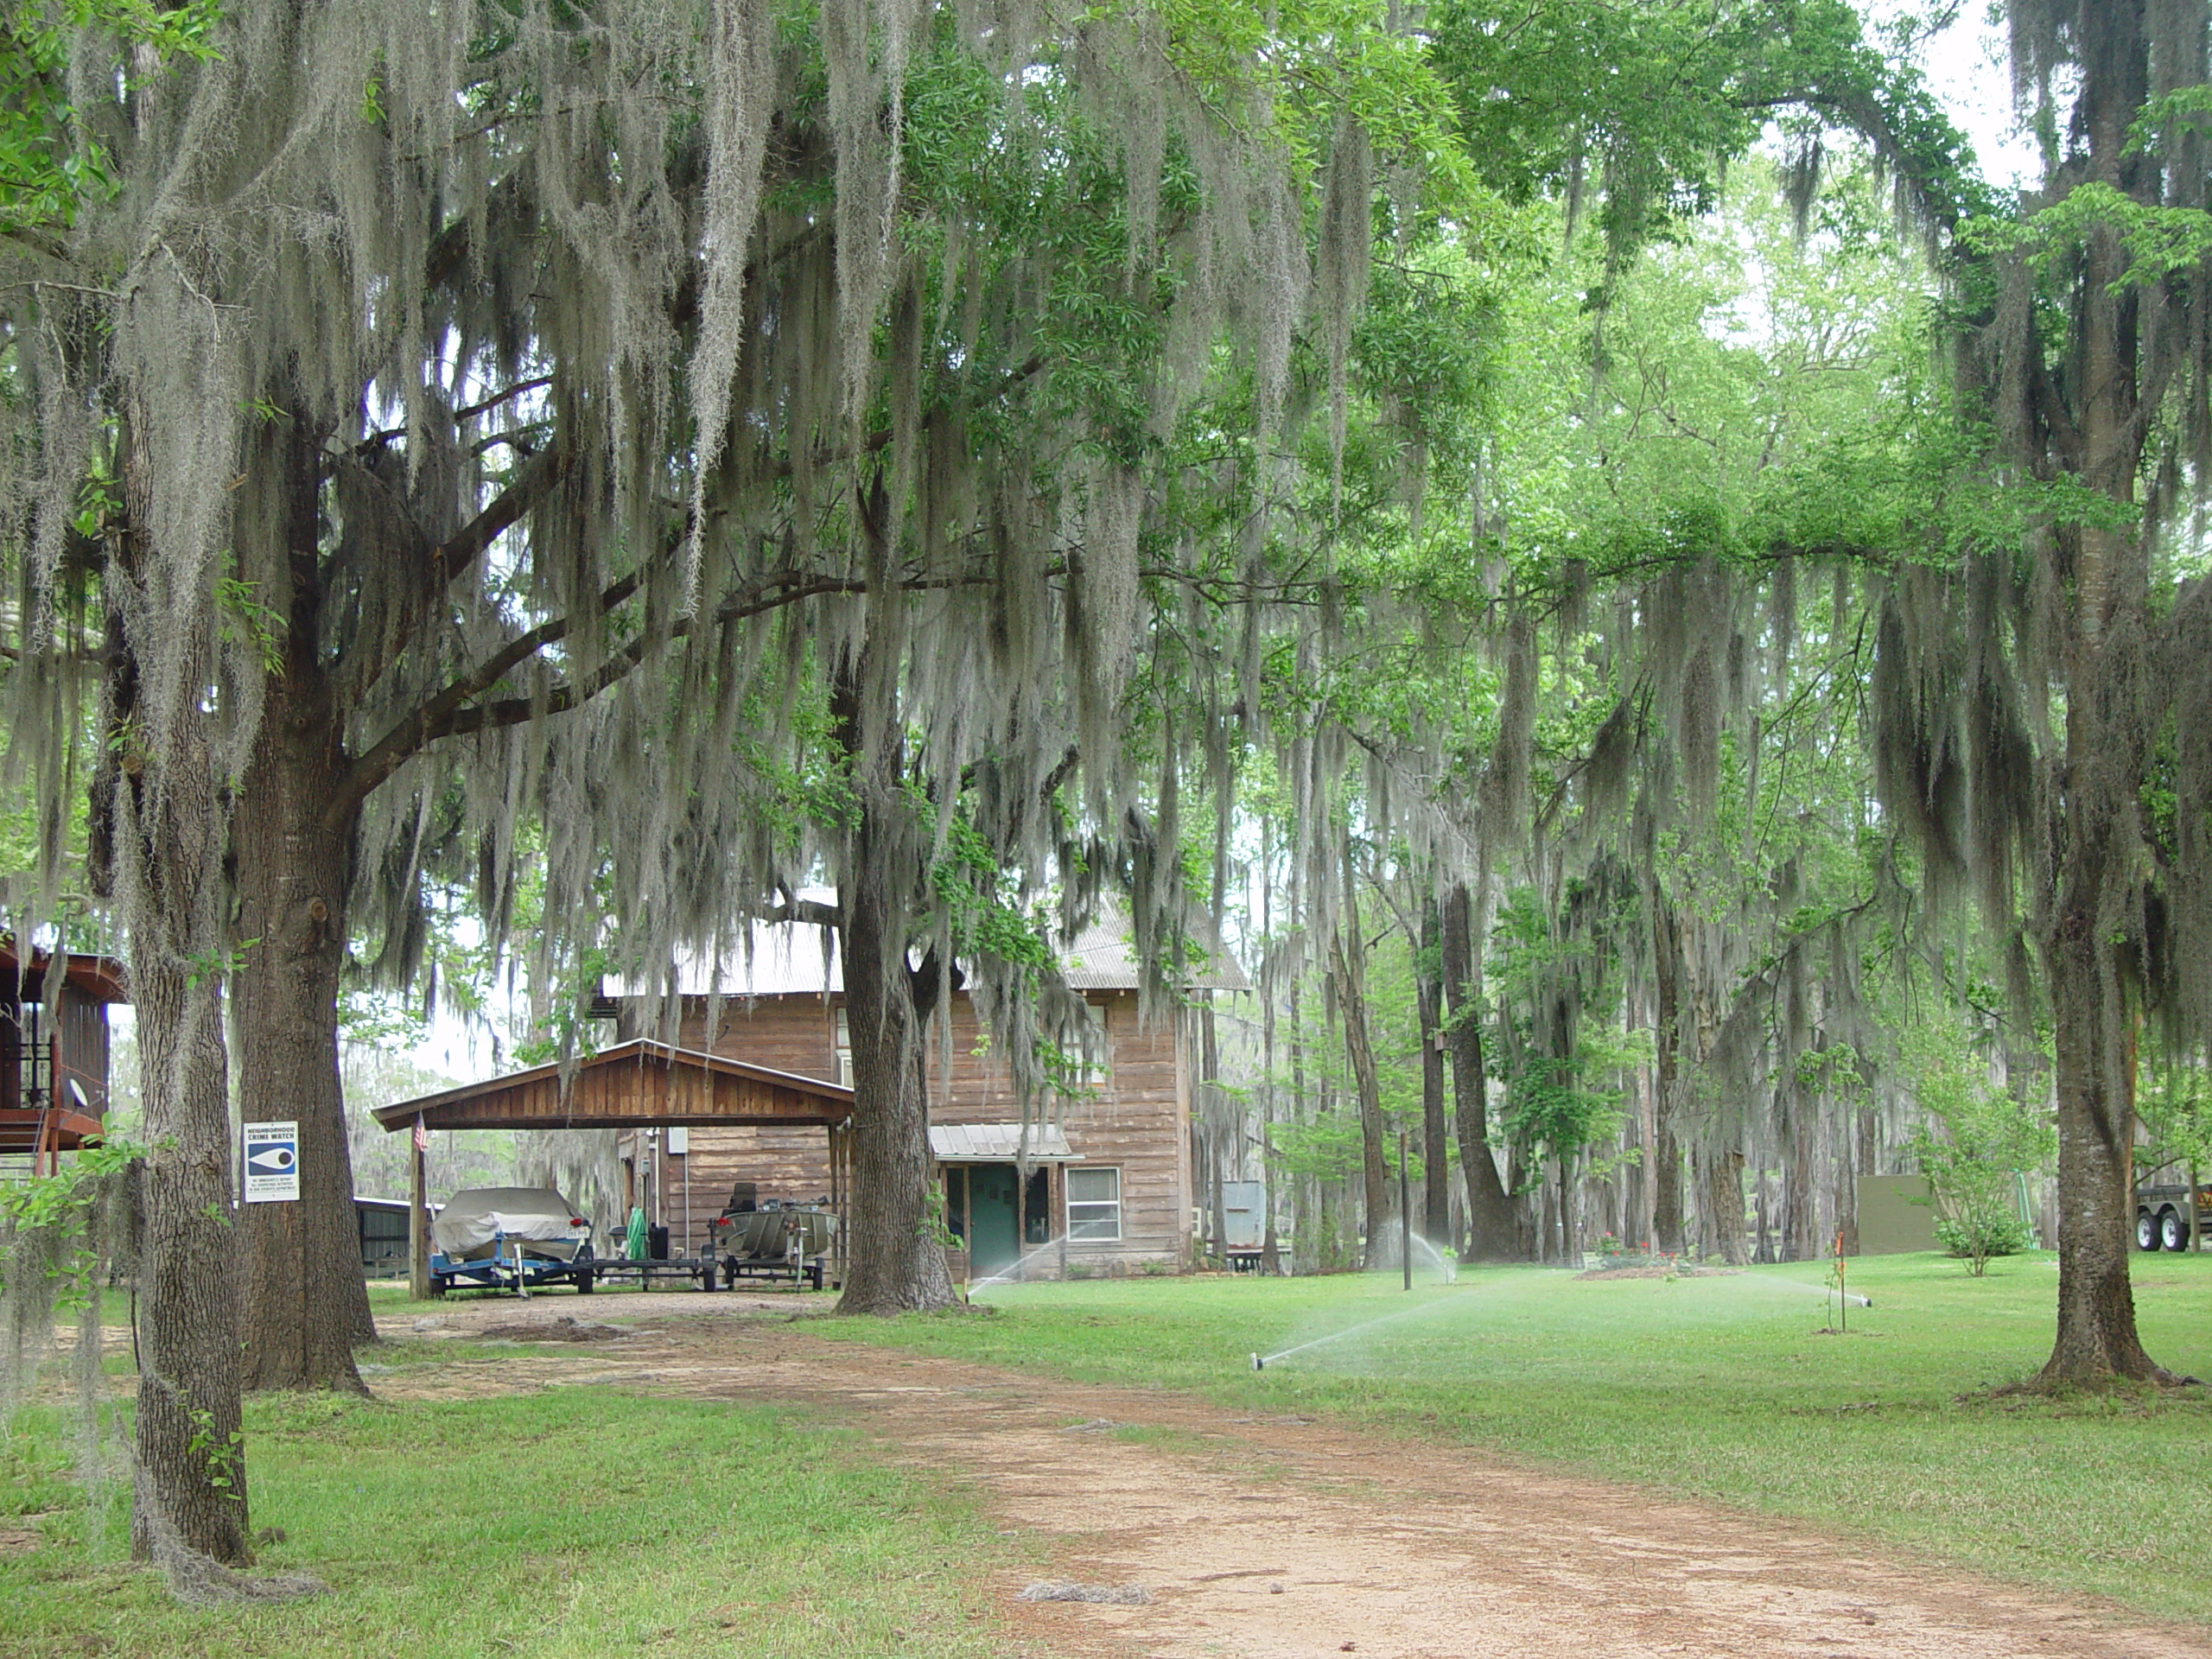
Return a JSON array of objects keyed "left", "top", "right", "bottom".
[
  {"left": 431, "top": 442, "right": 565, "bottom": 588},
  {"left": 454, "top": 376, "right": 553, "bottom": 423},
  {"left": 328, "top": 561, "right": 931, "bottom": 830},
  {"left": 760, "top": 898, "right": 845, "bottom": 931}
]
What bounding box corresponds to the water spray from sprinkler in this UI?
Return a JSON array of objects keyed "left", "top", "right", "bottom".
[
  {"left": 1399, "top": 1127, "right": 1412, "bottom": 1294},
  {"left": 1249, "top": 1288, "right": 1472, "bottom": 1370}
]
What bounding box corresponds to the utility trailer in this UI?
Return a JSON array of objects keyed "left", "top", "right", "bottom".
[
  {"left": 708, "top": 1202, "right": 834, "bottom": 1289},
  {"left": 2134, "top": 1167, "right": 2210, "bottom": 1252},
  {"left": 427, "top": 1186, "right": 599, "bottom": 1296},
  {"left": 581, "top": 1253, "right": 722, "bottom": 1291},
  {"left": 562, "top": 1204, "right": 836, "bottom": 1293},
  {"left": 428, "top": 1238, "right": 600, "bottom": 1296}
]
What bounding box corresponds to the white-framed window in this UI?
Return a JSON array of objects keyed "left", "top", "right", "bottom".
[
  {"left": 833, "top": 1007, "right": 852, "bottom": 1087},
  {"left": 1066, "top": 1166, "right": 1122, "bottom": 1240}
]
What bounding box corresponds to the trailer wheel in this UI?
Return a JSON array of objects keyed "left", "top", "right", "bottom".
[
  {"left": 2161, "top": 1209, "right": 2191, "bottom": 1252},
  {"left": 2138, "top": 1210, "right": 2160, "bottom": 1251},
  {"left": 429, "top": 1275, "right": 448, "bottom": 1298}
]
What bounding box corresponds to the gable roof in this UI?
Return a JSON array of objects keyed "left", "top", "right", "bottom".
[
  {"left": 372, "top": 1038, "right": 852, "bottom": 1133},
  {"left": 1060, "top": 916, "right": 1249, "bottom": 992},
  {"left": 607, "top": 900, "right": 1247, "bottom": 999}
]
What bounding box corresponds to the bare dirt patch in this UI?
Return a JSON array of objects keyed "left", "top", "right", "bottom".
[
  {"left": 471, "top": 1315, "right": 633, "bottom": 1344},
  {"left": 0, "top": 1517, "right": 54, "bottom": 1557},
  {"left": 365, "top": 1301, "right": 2212, "bottom": 1659}
]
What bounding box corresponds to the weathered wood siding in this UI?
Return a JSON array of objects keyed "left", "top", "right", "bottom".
[
  {"left": 627, "top": 990, "right": 1192, "bottom": 1271},
  {"left": 54, "top": 988, "right": 110, "bottom": 1117},
  {"left": 0, "top": 980, "right": 111, "bottom": 1120}
]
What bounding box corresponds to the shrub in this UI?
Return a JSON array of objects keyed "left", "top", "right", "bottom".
[
  {"left": 1903, "top": 1030, "right": 2053, "bottom": 1278},
  {"left": 1936, "top": 1210, "right": 2031, "bottom": 1274}
]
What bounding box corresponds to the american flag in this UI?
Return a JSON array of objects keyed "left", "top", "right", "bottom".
[{"left": 412, "top": 1115, "right": 429, "bottom": 1154}]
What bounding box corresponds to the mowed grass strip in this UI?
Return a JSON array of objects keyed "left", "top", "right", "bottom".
[
  {"left": 2, "top": 1379, "right": 1019, "bottom": 1659},
  {"left": 816, "top": 1250, "right": 2212, "bottom": 1624}
]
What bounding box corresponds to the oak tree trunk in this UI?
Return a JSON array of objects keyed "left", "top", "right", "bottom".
[
  {"left": 836, "top": 862, "right": 959, "bottom": 1314},
  {"left": 1649, "top": 893, "right": 1686, "bottom": 1255},
  {"left": 111, "top": 413, "right": 252, "bottom": 1565},
  {"left": 2024, "top": 0, "right": 2164, "bottom": 1385},
  {"left": 1785, "top": 1093, "right": 1818, "bottom": 1262},
  {"left": 1442, "top": 883, "right": 1517, "bottom": 1259},
  {"left": 1417, "top": 902, "right": 1450, "bottom": 1246},
  {"left": 2038, "top": 623, "right": 2165, "bottom": 1381},
  {"left": 830, "top": 658, "right": 957, "bottom": 1316},
  {"left": 234, "top": 408, "right": 373, "bottom": 1389},
  {"left": 1707, "top": 1148, "right": 1748, "bottom": 1266},
  {"left": 132, "top": 949, "right": 253, "bottom": 1565},
  {"left": 1203, "top": 1001, "right": 1230, "bottom": 1266},
  {"left": 234, "top": 688, "right": 372, "bottom": 1391},
  {"left": 2041, "top": 912, "right": 2160, "bottom": 1378},
  {"left": 1332, "top": 925, "right": 1390, "bottom": 1268}
]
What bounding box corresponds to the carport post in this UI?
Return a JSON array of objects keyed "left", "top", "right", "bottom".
[{"left": 410, "top": 1121, "right": 429, "bottom": 1299}]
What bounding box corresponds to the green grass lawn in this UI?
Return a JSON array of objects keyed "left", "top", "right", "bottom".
[
  {"left": 2, "top": 1381, "right": 1021, "bottom": 1658},
  {"left": 817, "top": 1249, "right": 2212, "bottom": 1625}
]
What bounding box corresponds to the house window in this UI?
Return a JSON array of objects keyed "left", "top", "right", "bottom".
[
  {"left": 834, "top": 1008, "right": 852, "bottom": 1087},
  {"left": 1066, "top": 1166, "right": 1122, "bottom": 1241}
]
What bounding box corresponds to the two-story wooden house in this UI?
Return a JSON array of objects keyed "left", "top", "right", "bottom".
[{"left": 609, "top": 912, "right": 1236, "bottom": 1281}]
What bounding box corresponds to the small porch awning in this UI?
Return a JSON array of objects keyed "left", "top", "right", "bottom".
[
  {"left": 372, "top": 1039, "right": 853, "bottom": 1133},
  {"left": 929, "top": 1122, "right": 1081, "bottom": 1163}
]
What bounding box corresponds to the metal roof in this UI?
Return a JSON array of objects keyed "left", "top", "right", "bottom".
[
  {"left": 607, "top": 905, "right": 844, "bottom": 998},
  {"left": 1059, "top": 913, "right": 1250, "bottom": 992},
  {"left": 610, "top": 900, "right": 1247, "bottom": 998},
  {"left": 928, "top": 1122, "right": 1081, "bottom": 1163}
]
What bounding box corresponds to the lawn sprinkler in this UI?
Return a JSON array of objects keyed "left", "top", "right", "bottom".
[
  {"left": 1251, "top": 1352, "right": 1264, "bottom": 1371},
  {"left": 1823, "top": 1229, "right": 1874, "bottom": 1330}
]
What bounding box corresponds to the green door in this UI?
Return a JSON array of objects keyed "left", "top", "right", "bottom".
[{"left": 964, "top": 1164, "right": 1020, "bottom": 1277}]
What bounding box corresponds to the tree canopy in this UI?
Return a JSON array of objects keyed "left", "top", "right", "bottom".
[{"left": 10, "top": 0, "right": 2212, "bottom": 1596}]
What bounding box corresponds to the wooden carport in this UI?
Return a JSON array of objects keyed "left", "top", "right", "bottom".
[{"left": 373, "top": 1038, "right": 853, "bottom": 1295}]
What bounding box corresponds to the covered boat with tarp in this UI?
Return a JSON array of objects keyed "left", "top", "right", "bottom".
[{"left": 428, "top": 1185, "right": 597, "bottom": 1294}]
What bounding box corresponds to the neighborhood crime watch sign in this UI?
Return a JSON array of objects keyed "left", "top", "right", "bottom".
[{"left": 243, "top": 1121, "right": 301, "bottom": 1204}]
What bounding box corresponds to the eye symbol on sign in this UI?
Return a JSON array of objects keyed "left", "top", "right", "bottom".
[{"left": 248, "top": 1147, "right": 296, "bottom": 1173}]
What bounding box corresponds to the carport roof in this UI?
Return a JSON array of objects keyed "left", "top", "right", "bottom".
[{"left": 372, "top": 1039, "right": 853, "bottom": 1133}]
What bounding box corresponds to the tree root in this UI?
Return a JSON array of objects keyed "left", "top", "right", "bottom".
[
  {"left": 1986, "top": 1367, "right": 2202, "bottom": 1400},
  {"left": 143, "top": 1510, "right": 326, "bottom": 1608}
]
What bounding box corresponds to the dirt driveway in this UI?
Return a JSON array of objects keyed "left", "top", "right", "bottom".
[{"left": 379, "top": 1294, "right": 2212, "bottom": 1659}]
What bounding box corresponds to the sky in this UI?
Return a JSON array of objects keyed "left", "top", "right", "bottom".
[{"left": 1891, "top": 2, "right": 2044, "bottom": 191}]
